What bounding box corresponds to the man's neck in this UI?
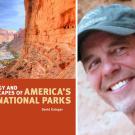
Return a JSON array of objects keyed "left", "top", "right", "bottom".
[{"left": 127, "top": 112, "right": 135, "bottom": 125}]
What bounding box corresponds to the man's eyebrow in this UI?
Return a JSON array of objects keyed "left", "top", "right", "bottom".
[
  {"left": 109, "top": 37, "right": 129, "bottom": 48},
  {"left": 82, "top": 54, "right": 94, "bottom": 64}
]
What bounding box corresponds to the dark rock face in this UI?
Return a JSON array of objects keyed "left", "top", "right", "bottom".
[{"left": 78, "top": 0, "right": 135, "bottom": 22}]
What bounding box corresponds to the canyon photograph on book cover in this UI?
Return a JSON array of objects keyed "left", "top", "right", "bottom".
[{"left": 0, "top": 0, "right": 75, "bottom": 79}]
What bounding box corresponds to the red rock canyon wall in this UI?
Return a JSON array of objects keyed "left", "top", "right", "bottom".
[{"left": 2, "top": 0, "right": 75, "bottom": 78}]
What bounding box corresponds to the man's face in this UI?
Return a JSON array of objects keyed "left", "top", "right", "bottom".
[{"left": 81, "top": 31, "right": 135, "bottom": 113}]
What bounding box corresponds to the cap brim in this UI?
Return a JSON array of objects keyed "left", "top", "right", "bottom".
[{"left": 78, "top": 26, "right": 135, "bottom": 61}]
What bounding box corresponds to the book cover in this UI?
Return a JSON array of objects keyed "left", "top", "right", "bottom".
[{"left": 0, "top": 0, "right": 75, "bottom": 135}]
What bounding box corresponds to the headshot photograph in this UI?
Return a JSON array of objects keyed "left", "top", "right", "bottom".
[{"left": 78, "top": 0, "right": 135, "bottom": 135}]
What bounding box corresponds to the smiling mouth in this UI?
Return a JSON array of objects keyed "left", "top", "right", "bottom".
[{"left": 107, "top": 77, "right": 134, "bottom": 92}]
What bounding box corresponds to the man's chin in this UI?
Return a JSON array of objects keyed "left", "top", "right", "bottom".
[{"left": 112, "top": 100, "right": 135, "bottom": 114}]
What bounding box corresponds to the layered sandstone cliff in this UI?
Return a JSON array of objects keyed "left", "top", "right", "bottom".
[
  {"left": 0, "top": 29, "right": 16, "bottom": 44},
  {"left": 8, "top": 29, "right": 24, "bottom": 54},
  {"left": 1, "top": 0, "right": 75, "bottom": 78}
]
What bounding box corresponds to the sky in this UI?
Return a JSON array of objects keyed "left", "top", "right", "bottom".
[{"left": 0, "top": 0, "right": 25, "bottom": 31}]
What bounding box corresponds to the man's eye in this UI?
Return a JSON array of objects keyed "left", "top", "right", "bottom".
[
  {"left": 114, "top": 47, "right": 127, "bottom": 56},
  {"left": 88, "top": 59, "right": 100, "bottom": 70}
]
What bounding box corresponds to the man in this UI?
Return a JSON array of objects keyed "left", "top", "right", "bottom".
[{"left": 78, "top": 4, "right": 135, "bottom": 124}]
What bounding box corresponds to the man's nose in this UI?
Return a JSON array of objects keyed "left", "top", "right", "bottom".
[{"left": 102, "top": 59, "right": 121, "bottom": 78}]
